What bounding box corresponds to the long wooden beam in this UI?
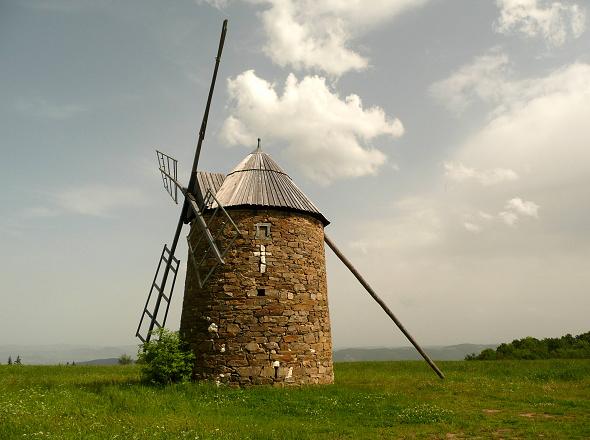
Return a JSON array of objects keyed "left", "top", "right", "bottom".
[
  {"left": 140, "top": 20, "right": 228, "bottom": 343},
  {"left": 324, "top": 234, "right": 445, "bottom": 380},
  {"left": 188, "top": 19, "right": 228, "bottom": 202}
]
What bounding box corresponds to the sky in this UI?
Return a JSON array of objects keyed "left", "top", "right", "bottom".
[{"left": 1, "top": 0, "right": 589, "bottom": 349}]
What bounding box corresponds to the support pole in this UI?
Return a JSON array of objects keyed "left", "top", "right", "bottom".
[{"left": 324, "top": 234, "right": 445, "bottom": 380}]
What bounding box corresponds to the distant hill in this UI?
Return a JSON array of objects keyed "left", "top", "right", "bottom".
[
  {"left": 334, "top": 344, "right": 498, "bottom": 362},
  {"left": 1, "top": 343, "right": 497, "bottom": 365},
  {"left": 0, "top": 344, "right": 138, "bottom": 365},
  {"left": 77, "top": 358, "right": 121, "bottom": 366}
]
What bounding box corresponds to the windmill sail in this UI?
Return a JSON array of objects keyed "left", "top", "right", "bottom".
[
  {"left": 155, "top": 157, "right": 228, "bottom": 266},
  {"left": 156, "top": 150, "right": 179, "bottom": 204},
  {"left": 136, "top": 19, "right": 229, "bottom": 343},
  {"left": 136, "top": 245, "right": 180, "bottom": 342},
  {"left": 187, "top": 188, "right": 240, "bottom": 288}
]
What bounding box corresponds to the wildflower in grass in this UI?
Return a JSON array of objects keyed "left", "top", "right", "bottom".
[{"left": 398, "top": 404, "right": 453, "bottom": 424}]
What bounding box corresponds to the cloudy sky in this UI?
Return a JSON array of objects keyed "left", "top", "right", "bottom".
[{"left": 1, "top": 0, "right": 588, "bottom": 349}]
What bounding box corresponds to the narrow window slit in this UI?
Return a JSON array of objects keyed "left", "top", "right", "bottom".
[
  {"left": 255, "top": 223, "right": 271, "bottom": 239},
  {"left": 257, "top": 288, "right": 266, "bottom": 296}
]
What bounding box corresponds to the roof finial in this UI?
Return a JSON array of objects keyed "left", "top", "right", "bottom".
[{"left": 257, "top": 138, "right": 261, "bottom": 151}]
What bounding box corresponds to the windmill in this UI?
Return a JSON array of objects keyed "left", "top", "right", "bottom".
[{"left": 137, "top": 19, "right": 445, "bottom": 384}]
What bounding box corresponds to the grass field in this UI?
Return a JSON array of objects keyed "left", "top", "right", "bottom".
[{"left": 0, "top": 360, "right": 588, "bottom": 439}]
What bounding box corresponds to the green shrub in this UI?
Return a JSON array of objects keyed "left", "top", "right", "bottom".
[
  {"left": 468, "top": 331, "right": 590, "bottom": 360},
  {"left": 137, "top": 328, "right": 195, "bottom": 384},
  {"left": 118, "top": 354, "right": 133, "bottom": 365}
]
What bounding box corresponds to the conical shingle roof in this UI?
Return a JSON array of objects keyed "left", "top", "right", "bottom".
[{"left": 212, "top": 149, "right": 329, "bottom": 225}]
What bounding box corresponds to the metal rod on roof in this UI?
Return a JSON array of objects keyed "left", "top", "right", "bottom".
[{"left": 323, "top": 233, "right": 445, "bottom": 380}]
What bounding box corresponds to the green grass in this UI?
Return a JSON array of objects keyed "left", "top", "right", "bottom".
[{"left": 1, "top": 360, "right": 589, "bottom": 439}]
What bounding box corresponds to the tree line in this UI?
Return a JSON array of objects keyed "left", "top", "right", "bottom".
[
  {"left": 466, "top": 331, "right": 590, "bottom": 360},
  {"left": 2, "top": 355, "right": 134, "bottom": 366}
]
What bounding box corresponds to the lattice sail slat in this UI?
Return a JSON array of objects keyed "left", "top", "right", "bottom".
[{"left": 187, "top": 189, "right": 240, "bottom": 288}]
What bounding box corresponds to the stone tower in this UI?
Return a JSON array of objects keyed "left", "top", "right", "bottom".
[{"left": 180, "top": 147, "right": 334, "bottom": 386}]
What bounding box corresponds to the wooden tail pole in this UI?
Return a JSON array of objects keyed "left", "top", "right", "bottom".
[{"left": 324, "top": 234, "right": 445, "bottom": 380}]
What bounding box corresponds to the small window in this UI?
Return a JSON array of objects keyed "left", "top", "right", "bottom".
[
  {"left": 255, "top": 223, "right": 271, "bottom": 239},
  {"left": 257, "top": 288, "right": 266, "bottom": 296}
]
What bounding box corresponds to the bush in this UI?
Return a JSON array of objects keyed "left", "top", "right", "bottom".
[
  {"left": 468, "top": 331, "right": 590, "bottom": 360},
  {"left": 118, "top": 354, "right": 133, "bottom": 365},
  {"left": 137, "top": 328, "right": 195, "bottom": 384}
]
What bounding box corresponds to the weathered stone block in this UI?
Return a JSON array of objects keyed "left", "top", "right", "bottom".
[{"left": 244, "top": 342, "right": 261, "bottom": 352}]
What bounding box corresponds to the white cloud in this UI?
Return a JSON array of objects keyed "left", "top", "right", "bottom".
[
  {"left": 15, "top": 97, "right": 87, "bottom": 120},
  {"left": 495, "top": 0, "right": 586, "bottom": 46},
  {"left": 499, "top": 210, "right": 519, "bottom": 226},
  {"left": 451, "top": 61, "right": 590, "bottom": 190},
  {"left": 461, "top": 198, "right": 539, "bottom": 232},
  {"left": 464, "top": 222, "right": 482, "bottom": 233},
  {"left": 197, "top": 0, "right": 230, "bottom": 8},
  {"left": 433, "top": 50, "right": 590, "bottom": 192},
  {"left": 23, "top": 207, "right": 60, "bottom": 218},
  {"left": 202, "top": 0, "right": 428, "bottom": 76},
  {"left": 53, "top": 185, "right": 149, "bottom": 217},
  {"left": 479, "top": 211, "right": 494, "bottom": 221},
  {"left": 427, "top": 57, "right": 589, "bottom": 243},
  {"left": 506, "top": 197, "right": 539, "bottom": 217},
  {"left": 350, "top": 197, "right": 443, "bottom": 253},
  {"left": 444, "top": 162, "right": 519, "bottom": 186},
  {"left": 497, "top": 197, "right": 540, "bottom": 227},
  {"left": 430, "top": 49, "right": 511, "bottom": 114},
  {"left": 256, "top": 0, "right": 367, "bottom": 76},
  {"left": 221, "top": 70, "right": 403, "bottom": 183},
  {"left": 432, "top": 47, "right": 590, "bottom": 116}
]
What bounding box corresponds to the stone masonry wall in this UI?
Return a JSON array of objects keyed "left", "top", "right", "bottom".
[{"left": 179, "top": 209, "right": 333, "bottom": 386}]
